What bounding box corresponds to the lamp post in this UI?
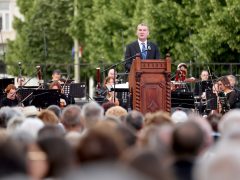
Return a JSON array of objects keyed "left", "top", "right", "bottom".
[{"left": 74, "top": 0, "right": 80, "bottom": 83}]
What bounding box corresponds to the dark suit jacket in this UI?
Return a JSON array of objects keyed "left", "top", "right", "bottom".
[{"left": 124, "top": 40, "right": 160, "bottom": 72}]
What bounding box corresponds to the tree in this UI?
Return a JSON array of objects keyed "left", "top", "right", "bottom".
[{"left": 6, "top": 0, "right": 74, "bottom": 77}]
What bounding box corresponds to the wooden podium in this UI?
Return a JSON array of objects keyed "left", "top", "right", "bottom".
[{"left": 128, "top": 54, "right": 171, "bottom": 114}]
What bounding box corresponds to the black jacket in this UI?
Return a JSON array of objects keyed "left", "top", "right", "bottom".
[{"left": 124, "top": 40, "right": 160, "bottom": 72}]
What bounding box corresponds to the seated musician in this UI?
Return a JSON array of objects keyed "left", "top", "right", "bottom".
[
  {"left": 49, "top": 69, "right": 63, "bottom": 84},
  {"left": 103, "top": 76, "right": 119, "bottom": 106},
  {"left": 227, "top": 74, "right": 237, "bottom": 88},
  {"left": 0, "top": 84, "right": 19, "bottom": 107},
  {"left": 173, "top": 63, "right": 195, "bottom": 91},
  {"left": 49, "top": 81, "right": 75, "bottom": 107},
  {"left": 17, "top": 76, "right": 26, "bottom": 87},
  {"left": 217, "top": 76, "right": 240, "bottom": 113},
  {"left": 194, "top": 70, "right": 210, "bottom": 98}
]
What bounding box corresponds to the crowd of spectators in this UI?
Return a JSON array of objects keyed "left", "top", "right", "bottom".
[{"left": 0, "top": 101, "right": 239, "bottom": 180}]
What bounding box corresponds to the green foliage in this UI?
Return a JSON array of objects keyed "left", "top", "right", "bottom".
[{"left": 7, "top": 0, "right": 73, "bottom": 76}]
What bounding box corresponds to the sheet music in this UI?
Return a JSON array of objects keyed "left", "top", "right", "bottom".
[{"left": 112, "top": 82, "right": 129, "bottom": 89}]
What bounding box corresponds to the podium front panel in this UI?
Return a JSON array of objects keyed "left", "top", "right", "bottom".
[{"left": 129, "top": 57, "right": 171, "bottom": 114}]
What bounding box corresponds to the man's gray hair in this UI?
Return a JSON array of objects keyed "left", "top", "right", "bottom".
[{"left": 81, "top": 101, "right": 104, "bottom": 129}]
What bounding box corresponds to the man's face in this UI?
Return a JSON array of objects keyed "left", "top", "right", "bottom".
[
  {"left": 136, "top": 25, "right": 149, "bottom": 42},
  {"left": 201, "top": 71, "right": 209, "bottom": 81},
  {"left": 228, "top": 77, "right": 236, "bottom": 87},
  {"left": 52, "top": 73, "right": 61, "bottom": 81}
]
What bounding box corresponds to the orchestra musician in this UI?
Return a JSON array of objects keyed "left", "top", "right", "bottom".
[
  {"left": 103, "top": 76, "right": 119, "bottom": 105},
  {"left": 49, "top": 69, "right": 64, "bottom": 84},
  {"left": 227, "top": 74, "right": 238, "bottom": 89},
  {"left": 194, "top": 70, "right": 211, "bottom": 100},
  {"left": 108, "top": 69, "right": 117, "bottom": 79},
  {"left": 49, "top": 81, "right": 75, "bottom": 107},
  {"left": 172, "top": 63, "right": 195, "bottom": 91},
  {"left": 0, "top": 84, "right": 19, "bottom": 107},
  {"left": 217, "top": 76, "right": 240, "bottom": 113},
  {"left": 17, "top": 76, "right": 25, "bottom": 87}
]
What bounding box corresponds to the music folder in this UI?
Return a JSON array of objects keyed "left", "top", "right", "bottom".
[{"left": 30, "top": 89, "right": 60, "bottom": 108}]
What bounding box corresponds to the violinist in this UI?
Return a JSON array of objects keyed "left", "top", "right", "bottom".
[
  {"left": 175, "top": 63, "right": 187, "bottom": 82},
  {"left": 217, "top": 76, "right": 240, "bottom": 113},
  {"left": 173, "top": 63, "right": 195, "bottom": 91},
  {"left": 103, "top": 76, "right": 119, "bottom": 106},
  {"left": 0, "top": 84, "right": 19, "bottom": 107},
  {"left": 49, "top": 69, "right": 64, "bottom": 84}
]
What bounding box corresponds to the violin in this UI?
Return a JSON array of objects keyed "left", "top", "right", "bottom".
[{"left": 175, "top": 70, "right": 186, "bottom": 82}]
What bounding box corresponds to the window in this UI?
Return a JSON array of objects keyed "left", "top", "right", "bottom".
[{"left": 0, "top": 1, "right": 10, "bottom": 31}]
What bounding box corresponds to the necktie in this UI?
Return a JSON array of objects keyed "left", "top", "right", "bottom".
[{"left": 141, "top": 43, "right": 147, "bottom": 60}]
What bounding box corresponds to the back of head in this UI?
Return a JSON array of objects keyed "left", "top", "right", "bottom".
[
  {"left": 125, "top": 110, "right": 144, "bottom": 131},
  {"left": 76, "top": 128, "right": 123, "bottom": 164},
  {"left": 47, "top": 105, "right": 61, "bottom": 119},
  {"left": 219, "top": 109, "right": 240, "bottom": 137},
  {"left": 38, "top": 125, "right": 65, "bottom": 139},
  {"left": 0, "top": 139, "right": 27, "bottom": 178},
  {"left": 37, "top": 136, "right": 73, "bottom": 177},
  {"left": 61, "top": 105, "right": 82, "bottom": 130},
  {"left": 19, "top": 117, "right": 44, "bottom": 139},
  {"left": 172, "top": 121, "right": 204, "bottom": 157},
  {"left": 81, "top": 101, "right": 104, "bottom": 129},
  {"left": 7, "top": 116, "right": 25, "bottom": 134},
  {"left": 105, "top": 106, "right": 127, "bottom": 119},
  {"left": 195, "top": 141, "right": 240, "bottom": 180},
  {"left": 38, "top": 109, "right": 59, "bottom": 125},
  {"left": 144, "top": 111, "right": 172, "bottom": 127},
  {"left": 171, "top": 110, "right": 188, "bottom": 124},
  {"left": 0, "top": 106, "right": 23, "bottom": 128}
]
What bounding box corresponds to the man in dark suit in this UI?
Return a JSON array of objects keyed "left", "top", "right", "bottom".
[{"left": 124, "top": 23, "right": 160, "bottom": 72}]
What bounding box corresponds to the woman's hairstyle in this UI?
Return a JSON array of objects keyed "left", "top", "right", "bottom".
[
  {"left": 218, "top": 76, "right": 231, "bottom": 88},
  {"left": 49, "top": 81, "right": 62, "bottom": 90}
]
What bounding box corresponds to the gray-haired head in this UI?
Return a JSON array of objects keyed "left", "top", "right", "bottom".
[
  {"left": 219, "top": 109, "right": 240, "bottom": 138},
  {"left": 0, "top": 107, "right": 24, "bottom": 128},
  {"left": 81, "top": 101, "right": 104, "bottom": 129},
  {"left": 47, "top": 105, "right": 62, "bottom": 119},
  {"left": 7, "top": 116, "right": 25, "bottom": 134},
  {"left": 61, "top": 105, "right": 82, "bottom": 132},
  {"left": 18, "top": 117, "right": 44, "bottom": 139}
]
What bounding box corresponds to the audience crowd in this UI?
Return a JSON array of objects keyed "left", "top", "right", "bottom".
[{"left": 0, "top": 101, "right": 239, "bottom": 180}]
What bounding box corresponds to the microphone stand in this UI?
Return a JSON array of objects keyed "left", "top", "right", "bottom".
[{"left": 207, "top": 66, "right": 220, "bottom": 114}]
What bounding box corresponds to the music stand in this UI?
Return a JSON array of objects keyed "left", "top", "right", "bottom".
[
  {"left": 17, "top": 88, "right": 35, "bottom": 106},
  {"left": 201, "top": 80, "right": 213, "bottom": 92},
  {"left": 30, "top": 89, "right": 60, "bottom": 108},
  {"left": 206, "top": 89, "right": 218, "bottom": 110},
  {"left": 171, "top": 91, "right": 195, "bottom": 109},
  {"left": 69, "top": 83, "right": 86, "bottom": 98}
]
